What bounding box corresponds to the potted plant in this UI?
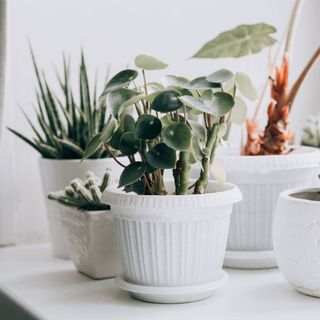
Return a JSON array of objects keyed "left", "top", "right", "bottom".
[
  {"left": 83, "top": 55, "right": 244, "bottom": 303},
  {"left": 274, "top": 187, "right": 320, "bottom": 297},
  {"left": 8, "top": 49, "right": 124, "bottom": 258},
  {"left": 48, "top": 169, "right": 121, "bottom": 279},
  {"left": 193, "top": 1, "right": 320, "bottom": 269}
]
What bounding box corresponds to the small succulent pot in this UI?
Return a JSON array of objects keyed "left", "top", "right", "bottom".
[
  {"left": 274, "top": 187, "right": 320, "bottom": 297},
  {"left": 39, "top": 157, "right": 125, "bottom": 259},
  {"left": 61, "top": 207, "right": 121, "bottom": 279},
  {"left": 105, "top": 180, "right": 242, "bottom": 304},
  {"left": 214, "top": 145, "right": 320, "bottom": 269}
]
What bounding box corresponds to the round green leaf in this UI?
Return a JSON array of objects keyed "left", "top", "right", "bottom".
[
  {"left": 146, "top": 143, "right": 176, "bottom": 169},
  {"left": 185, "top": 76, "right": 220, "bottom": 89},
  {"left": 100, "top": 118, "right": 117, "bottom": 143},
  {"left": 179, "top": 95, "right": 209, "bottom": 114},
  {"left": 109, "top": 129, "right": 122, "bottom": 150},
  {"left": 101, "top": 69, "right": 138, "bottom": 97},
  {"left": 82, "top": 133, "right": 102, "bottom": 160},
  {"left": 206, "top": 69, "right": 234, "bottom": 83},
  {"left": 143, "top": 91, "right": 162, "bottom": 103},
  {"left": 204, "top": 92, "right": 235, "bottom": 116},
  {"left": 135, "top": 54, "right": 168, "bottom": 70},
  {"left": 119, "top": 131, "right": 141, "bottom": 155},
  {"left": 151, "top": 90, "right": 182, "bottom": 112},
  {"left": 230, "top": 96, "right": 247, "bottom": 124},
  {"left": 120, "top": 114, "right": 136, "bottom": 132},
  {"left": 135, "top": 114, "right": 162, "bottom": 140},
  {"left": 235, "top": 72, "right": 258, "bottom": 100},
  {"left": 162, "top": 123, "right": 192, "bottom": 151},
  {"left": 119, "top": 162, "right": 147, "bottom": 188},
  {"left": 161, "top": 75, "right": 189, "bottom": 87}
]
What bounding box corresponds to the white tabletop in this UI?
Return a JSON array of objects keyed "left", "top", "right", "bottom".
[{"left": 0, "top": 244, "right": 319, "bottom": 320}]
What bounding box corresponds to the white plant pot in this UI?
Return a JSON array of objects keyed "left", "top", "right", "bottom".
[
  {"left": 105, "top": 181, "right": 242, "bottom": 303},
  {"left": 61, "top": 207, "right": 121, "bottom": 279},
  {"left": 274, "top": 187, "right": 320, "bottom": 297},
  {"left": 215, "top": 145, "right": 320, "bottom": 269},
  {"left": 38, "top": 157, "right": 124, "bottom": 259}
]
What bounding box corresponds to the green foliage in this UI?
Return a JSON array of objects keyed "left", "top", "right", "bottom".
[
  {"left": 83, "top": 54, "right": 255, "bottom": 195},
  {"left": 8, "top": 49, "right": 113, "bottom": 159},
  {"left": 48, "top": 170, "right": 111, "bottom": 211},
  {"left": 193, "top": 23, "right": 276, "bottom": 59},
  {"left": 301, "top": 113, "right": 320, "bottom": 148}
]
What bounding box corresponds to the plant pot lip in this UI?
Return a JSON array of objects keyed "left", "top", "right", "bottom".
[
  {"left": 38, "top": 157, "right": 115, "bottom": 163},
  {"left": 105, "top": 180, "right": 242, "bottom": 209},
  {"left": 280, "top": 187, "right": 320, "bottom": 205}
]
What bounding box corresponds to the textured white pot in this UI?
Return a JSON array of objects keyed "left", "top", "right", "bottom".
[
  {"left": 61, "top": 207, "right": 121, "bottom": 279},
  {"left": 38, "top": 157, "right": 124, "bottom": 259},
  {"left": 106, "top": 181, "right": 242, "bottom": 303},
  {"left": 274, "top": 187, "right": 320, "bottom": 297},
  {"left": 214, "top": 146, "right": 320, "bottom": 269}
]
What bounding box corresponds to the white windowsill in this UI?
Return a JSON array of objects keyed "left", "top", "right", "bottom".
[{"left": 0, "top": 244, "right": 319, "bottom": 320}]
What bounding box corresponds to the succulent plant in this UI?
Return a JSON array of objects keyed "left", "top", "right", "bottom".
[
  {"left": 48, "top": 170, "right": 111, "bottom": 211},
  {"left": 8, "top": 48, "right": 114, "bottom": 159},
  {"left": 301, "top": 113, "right": 320, "bottom": 148}
]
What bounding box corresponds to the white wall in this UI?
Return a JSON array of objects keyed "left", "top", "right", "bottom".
[{"left": 3, "top": 0, "right": 320, "bottom": 244}]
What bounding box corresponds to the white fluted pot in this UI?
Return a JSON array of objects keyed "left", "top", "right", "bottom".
[
  {"left": 274, "top": 187, "right": 320, "bottom": 297},
  {"left": 61, "top": 207, "right": 121, "bottom": 279},
  {"left": 106, "top": 181, "right": 242, "bottom": 303},
  {"left": 216, "top": 146, "right": 320, "bottom": 269},
  {"left": 38, "top": 157, "right": 125, "bottom": 259}
]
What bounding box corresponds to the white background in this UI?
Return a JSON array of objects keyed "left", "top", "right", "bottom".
[{"left": 1, "top": 0, "right": 319, "bottom": 244}]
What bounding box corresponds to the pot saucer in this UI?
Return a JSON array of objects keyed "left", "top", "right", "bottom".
[
  {"left": 115, "top": 271, "right": 228, "bottom": 304},
  {"left": 224, "top": 250, "right": 278, "bottom": 269}
]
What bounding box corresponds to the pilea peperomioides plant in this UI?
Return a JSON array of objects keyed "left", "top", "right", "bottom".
[{"left": 83, "top": 55, "right": 251, "bottom": 195}]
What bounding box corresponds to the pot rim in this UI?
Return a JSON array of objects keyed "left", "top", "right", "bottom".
[
  {"left": 105, "top": 180, "right": 242, "bottom": 209},
  {"left": 38, "top": 157, "right": 116, "bottom": 163},
  {"left": 280, "top": 187, "right": 320, "bottom": 205}
]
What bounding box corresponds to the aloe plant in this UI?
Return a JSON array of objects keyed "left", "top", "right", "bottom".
[
  {"left": 8, "top": 49, "right": 113, "bottom": 159},
  {"left": 83, "top": 55, "right": 252, "bottom": 195},
  {"left": 48, "top": 170, "right": 111, "bottom": 211}
]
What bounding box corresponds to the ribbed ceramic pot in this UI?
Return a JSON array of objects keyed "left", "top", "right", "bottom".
[
  {"left": 106, "top": 181, "right": 242, "bottom": 303},
  {"left": 61, "top": 207, "right": 121, "bottom": 279},
  {"left": 38, "top": 157, "right": 125, "bottom": 259},
  {"left": 215, "top": 146, "right": 320, "bottom": 269},
  {"left": 274, "top": 187, "right": 320, "bottom": 297}
]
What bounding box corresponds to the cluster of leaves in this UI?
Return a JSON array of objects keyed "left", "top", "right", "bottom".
[
  {"left": 48, "top": 170, "right": 111, "bottom": 211},
  {"left": 83, "top": 54, "right": 255, "bottom": 195},
  {"left": 8, "top": 50, "right": 110, "bottom": 159}
]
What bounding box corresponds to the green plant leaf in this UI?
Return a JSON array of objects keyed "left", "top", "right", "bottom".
[
  {"left": 193, "top": 23, "right": 277, "bottom": 58},
  {"left": 109, "top": 129, "right": 122, "bottom": 150},
  {"left": 143, "top": 91, "right": 162, "bottom": 103},
  {"left": 204, "top": 92, "right": 235, "bottom": 116},
  {"left": 206, "top": 69, "right": 234, "bottom": 83},
  {"left": 119, "top": 162, "right": 147, "bottom": 188},
  {"left": 107, "top": 88, "right": 140, "bottom": 119},
  {"left": 230, "top": 96, "right": 247, "bottom": 124},
  {"left": 100, "top": 69, "right": 138, "bottom": 98},
  {"left": 119, "top": 131, "right": 141, "bottom": 155},
  {"left": 135, "top": 114, "right": 162, "bottom": 140},
  {"left": 82, "top": 133, "right": 102, "bottom": 160},
  {"left": 54, "top": 137, "right": 84, "bottom": 156},
  {"left": 189, "top": 120, "right": 207, "bottom": 145},
  {"left": 178, "top": 95, "right": 209, "bottom": 114},
  {"left": 217, "top": 123, "right": 228, "bottom": 138},
  {"left": 161, "top": 75, "right": 189, "bottom": 87},
  {"left": 185, "top": 76, "right": 220, "bottom": 89},
  {"left": 100, "top": 117, "right": 117, "bottom": 142},
  {"left": 146, "top": 143, "right": 176, "bottom": 169},
  {"left": 161, "top": 123, "right": 192, "bottom": 151},
  {"left": 135, "top": 54, "right": 168, "bottom": 70},
  {"left": 151, "top": 90, "right": 182, "bottom": 113},
  {"left": 120, "top": 114, "right": 136, "bottom": 132},
  {"left": 235, "top": 72, "right": 258, "bottom": 100}
]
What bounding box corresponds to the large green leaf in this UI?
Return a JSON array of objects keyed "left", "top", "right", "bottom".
[
  {"left": 178, "top": 95, "right": 209, "bottom": 114},
  {"left": 151, "top": 90, "right": 182, "bottom": 113},
  {"left": 206, "top": 69, "right": 234, "bottom": 83},
  {"left": 235, "top": 72, "right": 258, "bottom": 100},
  {"left": 161, "top": 123, "right": 192, "bottom": 151},
  {"left": 185, "top": 77, "right": 220, "bottom": 89},
  {"left": 120, "top": 114, "right": 136, "bottom": 132},
  {"left": 119, "top": 162, "right": 147, "bottom": 188},
  {"left": 100, "top": 117, "right": 117, "bottom": 143},
  {"left": 135, "top": 114, "right": 162, "bottom": 140},
  {"left": 204, "top": 92, "right": 235, "bottom": 116},
  {"left": 109, "top": 129, "right": 122, "bottom": 150},
  {"left": 107, "top": 88, "right": 140, "bottom": 119},
  {"left": 193, "top": 23, "right": 277, "bottom": 58},
  {"left": 135, "top": 54, "right": 168, "bottom": 70},
  {"left": 161, "top": 75, "right": 189, "bottom": 87},
  {"left": 119, "top": 131, "right": 141, "bottom": 155},
  {"left": 146, "top": 143, "right": 176, "bottom": 169},
  {"left": 82, "top": 133, "right": 102, "bottom": 160},
  {"left": 100, "top": 69, "right": 138, "bottom": 98},
  {"left": 230, "top": 96, "right": 247, "bottom": 124}
]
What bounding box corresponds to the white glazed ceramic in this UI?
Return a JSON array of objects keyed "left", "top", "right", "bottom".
[
  {"left": 274, "top": 187, "right": 320, "bottom": 297},
  {"left": 61, "top": 207, "right": 121, "bottom": 279},
  {"left": 38, "top": 157, "right": 124, "bottom": 258},
  {"left": 105, "top": 181, "right": 242, "bottom": 303},
  {"left": 215, "top": 145, "right": 320, "bottom": 269}
]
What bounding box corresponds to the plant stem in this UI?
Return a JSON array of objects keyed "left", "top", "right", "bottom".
[
  {"left": 178, "top": 151, "right": 191, "bottom": 195},
  {"left": 103, "top": 144, "right": 126, "bottom": 167}
]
